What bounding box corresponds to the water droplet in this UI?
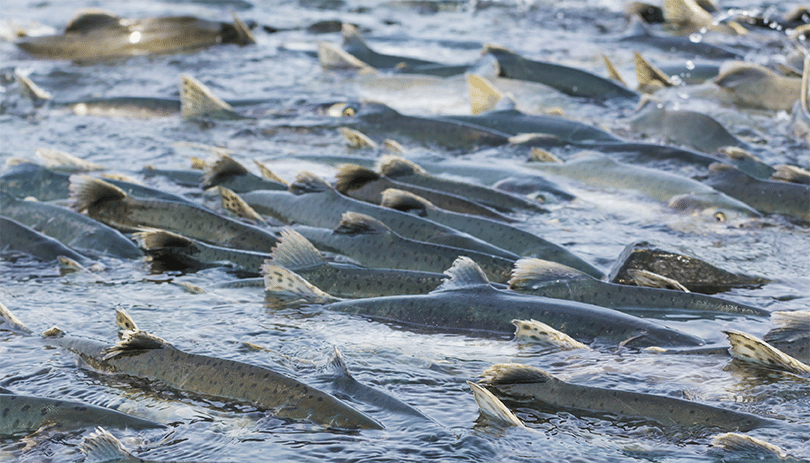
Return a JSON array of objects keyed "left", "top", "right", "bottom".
[
  {"left": 689, "top": 33, "right": 703, "bottom": 43},
  {"left": 685, "top": 60, "right": 695, "bottom": 70}
]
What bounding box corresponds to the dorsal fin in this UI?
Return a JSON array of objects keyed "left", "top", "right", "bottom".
[
  {"left": 714, "top": 62, "right": 773, "bottom": 89},
  {"left": 601, "top": 54, "right": 627, "bottom": 86},
  {"left": 253, "top": 160, "right": 287, "bottom": 185},
  {"left": 219, "top": 187, "right": 265, "bottom": 222},
  {"left": 710, "top": 433, "right": 789, "bottom": 461},
  {"left": 36, "top": 148, "right": 105, "bottom": 173},
  {"left": 634, "top": 52, "right": 671, "bottom": 92},
  {"left": 529, "top": 147, "right": 563, "bottom": 163},
  {"left": 269, "top": 228, "right": 326, "bottom": 271},
  {"left": 262, "top": 263, "right": 338, "bottom": 308},
  {"left": 64, "top": 10, "right": 121, "bottom": 33},
  {"left": 203, "top": 154, "right": 249, "bottom": 188},
  {"left": 480, "top": 363, "right": 554, "bottom": 385},
  {"left": 134, "top": 229, "right": 194, "bottom": 251},
  {"left": 380, "top": 188, "right": 432, "bottom": 214},
  {"left": 624, "top": 13, "right": 652, "bottom": 37},
  {"left": 334, "top": 212, "right": 391, "bottom": 235},
  {"left": 382, "top": 139, "right": 407, "bottom": 155},
  {"left": 508, "top": 258, "right": 588, "bottom": 290},
  {"left": 467, "top": 74, "right": 505, "bottom": 115},
  {"left": 290, "top": 172, "right": 333, "bottom": 195},
  {"left": 13, "top": 70, "right": 52, "bottom": 102},
  {"left": 190, "top": 156, "right": 208, "bottom": 170},
  {"left": 339, "top": 127, "right": 378, "bottom": 149},
  {"left": 82, "top": 427, "right": 135, "bottom": 463},
  {"left": 317, "top": 42, "right": 376, "bottom": 72},
  {"left": 334, "top": 164, "right": 380, "bottom": 193},
  {"left": 180, "top": 74, "right": 239, "bottom": 121},
  {"left": 115, "top": 308, "right": 139, "bottom": 332},
  {"left": 512, "top": 319, "right": 588, "bottom": 349},
  {"left": 231, "top": 12, "right": 256, "bottom": 46},
  {"left": 770, "top": 164, "right": 810, "bottom": 184},
  {"left": 69, "top": 175, "right": 127, "bottom": 213},
  {"left": 663, "top": 0, "right": 714, "bottom": 30},
  {"left": 434, "top": 257, "right": 491, "bottom": 292},
  {"left": 724, "top": 330, "right": 810, "bottom": 375},
  {"left": 103, "top": 330, "right": 170, "bottom": 360},
  {"left": 322, "top": 346, "right": 352, "bottom": 378},
  {"left": 628, "top": 269, "right": 689, "bottom": 292},
  {"left": 378, "top": 155, "right": 425, "bottom": 178},
  {"left": 0, "top": 301, "right": 31, "bottom": 334},
  {"left": 341, "top": 23, "right": 371, "bottom": 53},
  {"left": 764, "top": 311, "right": 810, "bottom": 344},
  {"left": 467, "top": 381, "right": 526, "bottom": 427}
]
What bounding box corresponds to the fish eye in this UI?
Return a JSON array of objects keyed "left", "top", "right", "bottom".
[
  {"left": 714, "top": 211, "right": 726, "bottom": 222},
  {"left": 342, "top": 106, "right": 356, "bottom": 117}
]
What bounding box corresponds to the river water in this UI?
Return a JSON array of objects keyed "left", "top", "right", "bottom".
[{"left": 1, "top": 0, "right": 809, "bottom": 461}]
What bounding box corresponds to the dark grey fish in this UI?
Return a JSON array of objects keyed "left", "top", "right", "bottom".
[
  {"left": 201, "top": 154, "right": 287, "bottom": 192},
  {"left": 291, "top": 213, "right": 516, "bottom": 284},
  {"left": 266, "top": 228, "right": 447, "bottom": 298},
  {"left": 340, "top": 24, "right": 442, "bottom": 70},
  {"left": 617, "top": 16, "right": 742, "bottom": 60},
  {"left": 237, "top": 172, "right": 518, "bottom": 260},
  {"left": 16, "top": 11, "right": 254, "bottom": 61},
  {"left": 44, "top": 312, "right": 382, "bottom": 430},
  {"left": 380, "top": 189, "right": 604, "bottom": 279},
  {"left": 264, "top": 256, "right": 704, "bottom": 347},
  {"left": 763, "top": 311, "right": 810, "bottom": 363},
  {"left": 69, "top": 176, "right": 280, "bottom": 252},
  {"left": 0, "top": 216, "right": 89, "bottom": 263},
  {"left": 509, "top": 258, "right": 768, "bottom": 316},
  {"left": 0, "top": 394, "right": 164, "bottom": 436},
  {"left": 0, "top": 192, "right": 142, "bottom": 259},
  {"left": 478, "top": 364, "right": 772, "bottom": 431}
]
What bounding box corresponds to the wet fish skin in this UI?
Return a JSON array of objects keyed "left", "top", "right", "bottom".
[
  {"left": 380, "top": 189, "right": 604, "bottom": 279},
  {"left": 0, "top": 216, "right": 89, "bottom": 263},
  {"left": 0, "top": 394, "right": 164, "bottom": 436},
  {"left": 45, "top": 325, "right": 383, "bottom": 430},
  {"left": 0, "top": 192, "right": 142, "bottom": 259},
  {"left": 66, "top": 97, "right": 181, "bottom": 119},
  {"left": 267, "top": 256, "right": 704, "bottom": 346},
  {"left": 714, "top": 61, "right": 802, "bottom": 112},
  {"left": 340, "top": 23, "right": 440, "bottom": 70},
  {"left": 763, "top": 311, "right": 810, "bottom": 363},
  {"left": 292, "top": 213, "right": 516, "bottom": 284},
  {"left": 509, "top": 258, "right": 769, "bottom": 316},
  {"left": 70, "top": 176, "right": 280, "bottom": 252},
  {"left": 238, "top": 173, "right": 519, "bottom": 260},
  {"left": 136, "top": 229, "right": 270, "bottom": 274},
  {"left": 479, "top": 364, "right": 772, "bottom": 431},
  {"left": 617, "top": 16, "right": 742, "bottom": 60},
  {"left": 267, "top": 228, "right": 447, "bottom": 298}
]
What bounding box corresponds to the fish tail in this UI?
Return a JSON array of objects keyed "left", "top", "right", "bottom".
[
  {"left": 115, "top": 308, "right": 139, "bottom": 332},
  {"left": 627, "top": 269, "right": 689, "bottom": 292},
  {"left": 13, "top": 69, "right": 52, "bottom": 102},
  {"left": 467, "top": 381, "right": 526, "bottom": 428},
  {"left": 512, "top": 319, "right": 588, "bottom": 350},
  {"left": 269, "top": 228, "right": 326, "bottom": 271},
  {"left": 231, "top": 12, "right": 256, "bottom": 46},
  {"left": 601, "top": 54, "right": 627, "bottom": 86},
  {"left": 219, "top": 187, "right": 265, "bottom": 223},
  {"left": 634, "top": 52, "right": 671, "bottom": 91},
  {"left": 0, "top": 302, "right": 32, "bottom": 334},
  {"left": 710, "top": 432, "right": 789, "bottom": 460},
  {"left": 724, "top": 330, "right": 810, "bottom": 375},
  {"left": 103, "top": 329, "right": 169, "bottom": 360},
  {"left": 380, "top": 188, "right": 432, "bottom": 212},
  {"left": 36, "top": 148, "right": 105, "bottom": 172},
  {"left": 69, "top": 175, "right": 127, "bottom": 213},
  {"left": 179, "top": 74, "right": 238, "bottom": 120},
  {"left": 508, "top": 257, "right": 585, "bottom": 290},
  {"left": 134, "top": 229, "right": 196, "bottom": 252},
  {"left": 262, "top": 263, "right": 339, "bottom": 308},
  {"left": 480, "top": 363, "right": 554, "bottom": 385},
  {"left": 82, "top": 427, "right": 136, "bottom": 463}
]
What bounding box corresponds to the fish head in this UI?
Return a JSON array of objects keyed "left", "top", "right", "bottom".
[{"left": 668, "top": 191, "right": 761, "bottom": 222}]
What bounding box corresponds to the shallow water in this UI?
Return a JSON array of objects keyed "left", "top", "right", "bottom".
[{"left": 1, "top": 0, "right": 810, "bottom": 461}]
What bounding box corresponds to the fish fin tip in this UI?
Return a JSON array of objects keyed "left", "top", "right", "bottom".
[
  {"left": 434, "top": 257, "right": 491, "bottom": 292},
  {"left": 467, "top": 381, "right": 526, "bottom": 427},
  {"left": 467, "top": 73, "right": 504, "bottom": 115},
  {"left": 380, "top": 188, "right": 432, "bottom": 213},
  {"left": 378, "top": 155, "right": 425, "bottom": 177},
  {"left": 253, "top": 160, "right": 287, "bottom": 185},
  {"left": 262, "top": 264, "right": 337, "bottom": 307},
  {"left": 339, "top": 127, "right": 378, "bottom": 149},
  {"left": 508, "top": 258, "right": 586, "bottom": 290},
  {"left": 69, "top": 175, "right": 126, "bottom": 213},
  {"left": 480, "top": 363, "right": 553, "bottom": 385},
  {"left": 270, "top": 228, "right": 326, "bottom": 271},
  {"left": 231, "top": 12, "right": 256, "bottom": 46},
  {"left": 627, "top": 269, "right": 689, "bottom": 292},
  {"left": 134, "top": 229, "right": 193, "bottom": 252},
  {"left": 13, "top": 70, "right": 52, "bottom": 101},
  {"left": 36, "top": 148, "right": 105, "bottom": 172},
  {"left": 180, "top": 74, "right": 237, "bottom": 120},
  {"left": 219, "top": 186, "right": 265, "bottom": 222},
  {"left": 290, "top": 171, "right": 333, "bottom": 195},
  {"left": 0, "top": 301, "right": 32, "bottom": 334},
  {"left": 203, "top": 153, "right": 248, "bottom": 188},
  {"left": 318, "top": 42, "right": 375, "bottom": 72},
  {"left": 634, "top": 52, "right": 671, "bottom": 91},
  {"left": 512, "top": 319, "right": 588, "bottom": 349},
  {"left": 104, "top": 329, "right": 169, "bottom": 360},
  {"left": 725, "top": 330, "right": 810, "bottom": 374},
  {"left": 710, "top": 433, "right": 789, "bottom": 460},
  {"left": 334, "top": 212, "right": 390, "bottom": 235},
  {"left": 601, "top": 54, "right": 628, "bottom": 86}
]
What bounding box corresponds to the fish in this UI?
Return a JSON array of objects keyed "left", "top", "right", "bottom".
[
  {"left": 771, "top": 165, "right": 810, "bottom": 185},
  {"left": 379, "top": 188, "right": 604, "bottom": 279},
  {"left": 763, "top": 311, "right": 810, "bottom": 363},
  {"left": 477, "top": 363, "right": 773, "bottom": 431},
  {"left": 0, "top": 394, "right": 164, "bottom": 436},
  {"left": 0, "top": 192, "right": 142, "bottom": 259},
  {"left": 44, "top": 309, "right": 383, "bottom": 430},
  {"left": 724, "top": 330, "right": 810, "bottom": 375},
  {"left": 234, "top": 172, "right": 519, "bottom": 260},
  {"left": 609, "top": 240, "right": 768, "bottom": 294},
  {"left": 0, "top": 216, "right": 89, "bottom": 263},
  {"left": 791, "top": 54, "right": 810, "bottom": 144},
  {"left": 82, "top": 427, "right": 175, "bottom": 463},
  {"left": 69, "top": 176, "right": 281, "bottom": 252},
  {"left": 527, "top": 152, "right": 761, "bottom": 219},
  {"left": 481, "top": 45, "right": 639, "bottom": 101},
  {"left": 508, "top": 258, "right": 769, "bottom": 316},
  {"left": 704, "top": 163, "right": 810, "bottom": 223},
  {"left": 662, "top": 0, "right": 746, "bottom": 33},
  {"left": 200, "top": 154, "right": 287, "bottom": 192},
  {"left": 265, "top": 228, "right": 447, "bottom": 298},
  {"left": 713, "top": 61, "right": 802, "bottom": 112},
  {"left": 339, "top": 24, "right": 444, "bottom": 71},
  {"left": 467, "top": 381, "right": 527, "bottom": 428},
  {"left": 709, "top": 433, "right": 794, "bottom": 462},
  {"left": 290, "top": 213, "right": 516, "bottom": 284},
  {"left": 15, "top": 10, "right": 255, "bottom": 61},
  {"left": 511, "top": 319, "right": 589, "bottom": 349},
  {"left": 264, "top": 256, "right": 704, "bottom": 346},
  {"left": 334, "top": 164, "right": 521, "bottom": 222},
  {"left": 617, "top": 15, "right": 742, "bottom": 60}
]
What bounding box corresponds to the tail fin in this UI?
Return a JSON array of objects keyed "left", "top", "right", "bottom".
[
  {"left": 82, "top": 427, "right": 135, "bottom": 463},
  {"left": 13, "top": 70, "right": 52, "bottom": 102},
  {"left": 253, "top": 160, "right": 288, "bottom": 185},
  {"left": 467, "top": 74, "right": 505, "bottom": 115},
  {"left": 467, "top": 381, "right": 526, "bottom": 427},
  {"left": 512, "top": 319, "right": 588, "bottom": 349},
  {"left": 180, "top": 74, "right": 241, "bottom": 120},
  {"left": 115, "top": 308, "right": 139, "bottom": 331},
  {"left": 634, "top": 52, "right": 671, "bottom": 92},
  {"left": 0, "top": 302, "right": 32, "bottom": 334},
  {"left": 601, "top": 54, "right": 627, "bottom": 86},
  {"left": 269, "top": 228, "right": 326, "bottom": 271},
  {"left": 710, "top": 433, "right": 789, "bottom": 460},
  {"left": 262, "top": 263, "right": 338, "bottom": 308},
  {"left": 69, "top": 175, "right": 127, "bottom": 213},
  {"left": 340, "top": 127, "right": 378, "bottom": 149},
  {"left": 724, "top": 330, "right": 810, "bottom": 375},
  {"left": 36, "top": 148, "right": 105, "bottom": 173},
  {"left": 203, "top": 154, "right": 249, "bottom": 188},
  {"left": 231, "top": 12, "right": 256, "bottom": 46}
]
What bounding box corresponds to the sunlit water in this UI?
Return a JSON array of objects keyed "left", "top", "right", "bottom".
[{"left": 1, "top": 0, "right": 809, "bottom": 461}]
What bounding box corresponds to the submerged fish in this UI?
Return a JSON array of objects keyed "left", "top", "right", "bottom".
[
  {"left": 82, "top": 427, "right": 181, "bottom": 463},
  {"left": 617, "top": 15, "right": 742, "bottom": 60},
  {"left": 478, "top": 363, "right": 772, "bottom": 431},
  {"left": 508, "top": 258, "right": 768, "bottom": 316},
  {"left": 0, "top": 192, "right": 142, "bottom": 259},
  {"left": 0, "top": 216, "right": 89, "bottom": 263},
  {"left": 713, "top": 61, "right": 802, "bottom": 112},
  {"left": 45, "top": 310, "right": 382, "bottom": 430},
  {"left": 339, "top": 24, "right": 444, "bottom": 71},
  {"left": 265, "top": 228, "right": 446, "bottom": 298},
  {"left": 70, "top": 176, "right": 280, "bottom": 252},
  {"left": 0, "top": 394, "right": 164, "bottom": 436},
  {"left": 763, "top": 311, "right": 810, "bottom": 363},
  {"left": 16, "top": 10, "right": 255, "bottom": 61},
  {"left": 264, "top": 256, "right": 704, "bottom": 346},
  {"left": 379, "top": 188, "right": 604, "bottom": 278}
]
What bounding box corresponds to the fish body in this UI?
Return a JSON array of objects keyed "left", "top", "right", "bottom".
[
  {"left": 70, "top": 176, "right": 280, "bottom": 252},
  {"left": 380, "top": 189, "right": 603, "bottom": 278},
  {"left": 239, "top": 173, "right": 518, "bottom": 260},
  {"left": 340, "top": 24, "right": 441, "bottom": 70},
  {"left": 136, "top": 230, "right": 271, "bottom": 274},
  {"left": 16, "top": 11, "right": 254, "bottom": 61},
  {"left": 0, "top": 394, "right": 164, "bottom": 436},
  {"left": 714, "top": 61, "right": 802, "bottom": 112},
  {"left": 479, "top": 364, "right": 771, "bottom": 431},
  {"left": 45, "top": 328, "right": 382, "bottom": 430},
  {"left": 617, "top": 17, "right": 742, "bottom": 60},
  {"left": 764, "top": 311, "right": 810, "bottom": 363},
  {"left": 63, "top": 97, "right": 181, "bottom": 118},
  {"left": 0, "top": 192, "right": 142, "bottom": 259},
  {"left": 0, "top": 216, "right": 89, "bottom": 263},
  {"left": 509, "top": 258, "right": 768, "bottom": 316}
]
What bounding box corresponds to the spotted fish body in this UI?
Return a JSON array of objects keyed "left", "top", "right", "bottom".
[
  {"left": 136, "top": 229, "right": 271, "bottom": 273},
  {"left": 0, "top": 394, "right": 163, "bottom": 436}
]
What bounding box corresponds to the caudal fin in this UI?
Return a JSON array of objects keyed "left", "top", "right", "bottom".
[
  {"left": 0, "top": 301, "right": 32, "bottom": 334},
  {"left": 512, "top": 319, "right": 588, "bottom": 349},
  {"left": 180, "top": 74, "right": 241, "bottom": 120},
  {"left": 82, "top": 427, "right": 135, "bottom": 463},
  {"left": 724, "top": 330, "right": 810, "bottom": 375},
  {"left": 262, "top": 263, "right": 338, "bottom": 308},
  {"left": 467, "top": 381, "right": 526, "bottom": 427}
]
